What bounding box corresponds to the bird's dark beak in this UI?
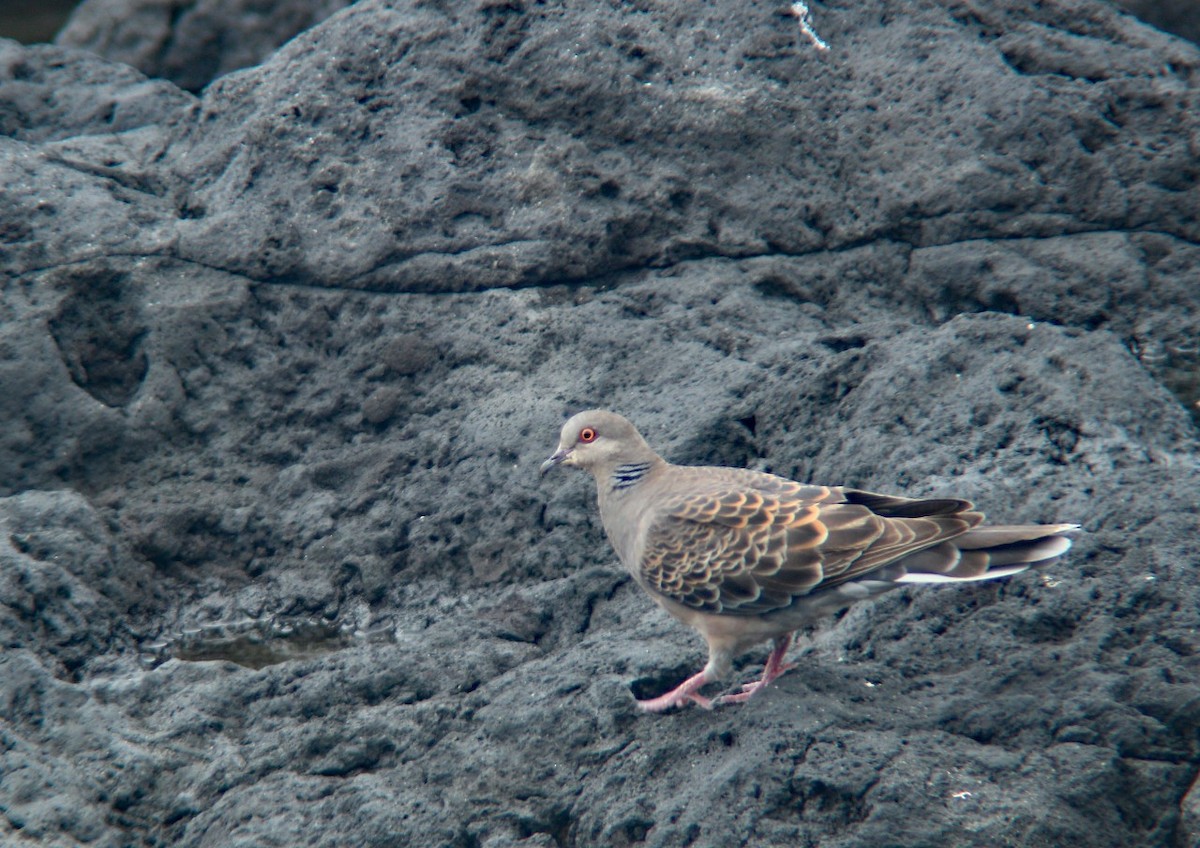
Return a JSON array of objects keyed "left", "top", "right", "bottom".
[{"left": 540, "top": 448, "right": 572, "bottom": 476}]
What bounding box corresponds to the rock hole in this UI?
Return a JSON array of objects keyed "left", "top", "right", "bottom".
[{"left": 48, "top": 267, "right": 149, "bottom": 407}]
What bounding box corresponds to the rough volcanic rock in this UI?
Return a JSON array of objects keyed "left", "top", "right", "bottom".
[
  {"left": 2, "top": 0, "right": 1199, "bottom": 846},
  {"left": 55, "top": 0, "right": 353, "bottom": 92},
  {"left": 1116, "top": 0, "right": 1200, "bottom": 45}
]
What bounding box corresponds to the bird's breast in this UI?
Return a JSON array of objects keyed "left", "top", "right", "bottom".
[{"left": 597, "top": 484, "right": 653, "bottom": 574}]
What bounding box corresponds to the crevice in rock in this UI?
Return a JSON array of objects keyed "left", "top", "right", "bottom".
[{"left": 48, "top": 266, "right": 150, "bottom": 408}]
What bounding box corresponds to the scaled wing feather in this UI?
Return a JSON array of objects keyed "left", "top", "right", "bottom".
[{"left": 639, "top": 481, "right": 985, "bottom": 614}]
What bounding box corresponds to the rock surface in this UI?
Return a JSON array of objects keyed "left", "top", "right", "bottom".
[
  {"left": 55, "top": 0, "right": 353, "bottom": 92},
  {"left": 1115, "top": 0, "right": 1200, "bottom": 46},
  {"left": 2, "top": 1, "right": 1199, "bottom": 846}
]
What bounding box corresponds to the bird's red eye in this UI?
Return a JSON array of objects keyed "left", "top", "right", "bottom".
[{"left": 579, "top": 427, "right": 597, "bottom": 443}]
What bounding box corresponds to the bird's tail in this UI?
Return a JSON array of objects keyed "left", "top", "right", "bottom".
[{"left": 893, "top": 523, "right": 1079, "bottom": 584}]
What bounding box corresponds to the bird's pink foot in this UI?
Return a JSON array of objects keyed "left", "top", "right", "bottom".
[
  {"left": 713, "top": 634, "right": 797, "bottom": 706},
  {"left": 713, "top": 683, "right": 763, "bottom": 706},
  {"left": 714, "top": 665, "right": 796, "bottom": 705},
  {"left": 635, "top": 670, "right": 714, "bottom": 712}
]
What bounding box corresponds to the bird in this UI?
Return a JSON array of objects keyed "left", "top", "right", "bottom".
[{"left": 540, "top": 410, "right": 1078, "bottom": 713}]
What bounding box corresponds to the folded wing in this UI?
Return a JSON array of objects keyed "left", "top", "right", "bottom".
[{"left": 639, "top": 477, "right": 1074, "bottom": 615}]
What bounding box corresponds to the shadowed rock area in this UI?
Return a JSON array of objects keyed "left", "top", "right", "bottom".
[
  {"left": 2, "top": 1, "right": 1199, "bottom": 845},
  {"left": 55, "top": 0, "right": 354, "bottom": 92}
]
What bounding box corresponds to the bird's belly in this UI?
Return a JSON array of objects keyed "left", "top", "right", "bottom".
[{"left": 650, "top": 592, "right": 791, "bottom": 656}]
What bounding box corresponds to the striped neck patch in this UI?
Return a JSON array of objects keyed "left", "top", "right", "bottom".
[{"left": 610, "top": 462, "right": 652, "bottom": 491}]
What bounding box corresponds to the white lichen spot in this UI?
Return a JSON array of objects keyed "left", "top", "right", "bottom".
[{"left": 790, "top": 2, "right": 830, "bottom": 52}]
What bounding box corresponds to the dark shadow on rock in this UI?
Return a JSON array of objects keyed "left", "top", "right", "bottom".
[{"left": 49, "top": 266, "right": 149, "bottom": 407}]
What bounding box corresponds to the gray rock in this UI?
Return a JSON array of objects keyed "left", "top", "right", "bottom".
[
  {"left": 55, "top": 0, "right": 353, "bottom": 92},
  {"left": 1, "top": 0, "right": 1199, "bottom": 845},
  {"left": 1115, "top": 0, "right": 1200, "bottom": 45}
]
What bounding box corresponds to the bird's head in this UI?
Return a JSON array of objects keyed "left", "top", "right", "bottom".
[{"left": 540, "top": 410, "right": 657, "bottom": 478}]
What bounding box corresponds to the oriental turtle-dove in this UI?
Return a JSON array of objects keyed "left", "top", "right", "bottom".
[{"left": 541, "top": 410, "right": 1078, "bottom": 713}]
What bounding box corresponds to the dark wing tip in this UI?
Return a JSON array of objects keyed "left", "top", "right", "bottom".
[{"left": 841, "top": 489, "right": 976, "bottom": 519}]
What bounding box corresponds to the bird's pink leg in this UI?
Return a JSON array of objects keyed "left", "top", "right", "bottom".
[
  {"left": 714, "top": 633, "right": 797, "bottom": 706},
  {"left": 636, "top": 669, "right": 715, "bottom": 712}
]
